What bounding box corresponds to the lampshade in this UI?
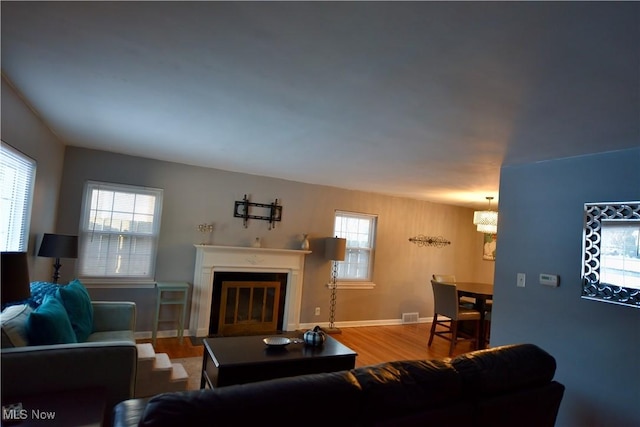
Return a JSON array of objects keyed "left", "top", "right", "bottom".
[
  {"left": 1, "top": 252, "right": 31, "bottom": 306},
  {"left": 473, "top": 197, "right": 498, "bottom": 234},
  {"left": 38, "top": 234, "right": 78, "bottom": 259},
  {"left": 473, "top": 211, "right": 498, "bottom": 233},
  {"left": 325, "top": 237, "right": 346, "bottom": 261}
]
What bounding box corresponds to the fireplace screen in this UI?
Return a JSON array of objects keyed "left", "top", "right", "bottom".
[
  {"left": 209, "top": 272, "right": 287, "bottom": 336},
  {"left": 219, "top": 281, "right": 280, "bottom": 336}
]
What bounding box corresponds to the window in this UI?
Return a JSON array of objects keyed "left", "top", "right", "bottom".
[
  {"left": 333, "top": 211, "right": 377, "bottom": 284},
  {"left": 1, "top": 143, "right": 36, "bottom": 251},
  {"left": 79, "top": 181, "right": 163, "bottom": 282},
  {"left": 599, "top": 221, "right": 640, "bottom": 289}
]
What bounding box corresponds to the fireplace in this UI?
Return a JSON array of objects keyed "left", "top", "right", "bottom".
[{"left": 189, "top": 245, "right": 311, "bottom": 337}]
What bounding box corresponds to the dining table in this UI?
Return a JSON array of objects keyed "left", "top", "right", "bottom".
[{"left": 443, "top": 281, "right": 494, "bottom": 349}]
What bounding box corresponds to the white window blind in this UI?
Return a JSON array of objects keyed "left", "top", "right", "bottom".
[
  {"left": 79, "top": 181, "right": 163, "bottom": 281},
  {"left": 334, "top": 211, "right": 377, "bottom": 281},
  {"left": 0, "top": 142, "right": 36, "bottom": 252}
]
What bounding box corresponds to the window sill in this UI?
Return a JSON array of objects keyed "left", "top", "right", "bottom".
[
  {"left": 80, "top": 279, "right": 156, "bottom": 289},
  {"left": 326, "top": 281, "right": 376, "bottom": 290}
]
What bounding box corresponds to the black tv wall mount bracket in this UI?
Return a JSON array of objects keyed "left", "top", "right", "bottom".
[{"left": 233, "top": 194, "right": 282, "bottom": 229}]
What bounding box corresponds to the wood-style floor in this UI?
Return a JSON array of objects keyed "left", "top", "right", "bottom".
[{"left": 139, "top": 322, "right": 479, "bottom": 366}]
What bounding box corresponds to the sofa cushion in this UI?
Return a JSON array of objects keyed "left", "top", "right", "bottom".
[
  {"left": 86, "top": 330, "right": 136, "bottom": 343},
  {"left": 354, "top": 359, "right": 463, "bottom": 423},
  {"left": 27, "top": 294, "right": 78, "bottom": 345},
  {"left": 451, "top": 343, "right": 557, "bottom": 395},
  {"left": 138, "top": 371, "right": 364, "bottom": 427},
  {"left": 1, "top": 304, "right": 33, "bottom": 348},
  {"left": 57, "top": 279, "right": 94, "bottom": 342}
]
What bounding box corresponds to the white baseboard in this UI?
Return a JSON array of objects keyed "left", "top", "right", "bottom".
[{"left": 298, "top": 316, "right": 433, "bottom": 331}]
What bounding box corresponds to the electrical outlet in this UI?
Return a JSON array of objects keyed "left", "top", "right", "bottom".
[
  {"left": 517, "top": 273, "right": 526, "bottom": 287},
  {"left": 315, "top": 307, "right": 321, "bottom": 316}
]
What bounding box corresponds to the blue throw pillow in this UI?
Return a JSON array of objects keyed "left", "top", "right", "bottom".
[
  {"left": 57, "top": 279, "right": 93, "bottom": 342},
  {"left": 27, "top": 294, "right": 77, "bottom": 345},
  {"left": 27, "top": 282, "right": 60, "bottom": 308}
]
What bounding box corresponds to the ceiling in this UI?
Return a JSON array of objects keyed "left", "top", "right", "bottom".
[{"left": 2, "top": 2, "right": 638, "bottom": 210}]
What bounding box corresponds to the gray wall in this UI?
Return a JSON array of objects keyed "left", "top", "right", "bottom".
[
  {"left": 1, "top": 77, "right": 65, "bottom": 281},
  {"left": 2, "top": 72, "right": 495, "bottom": 334},
  {"left": 56, "top": 146, "right": 493, "bottom": 332},
  {"left": 492, "top": 147, "right": 640, "bottom": 427}
]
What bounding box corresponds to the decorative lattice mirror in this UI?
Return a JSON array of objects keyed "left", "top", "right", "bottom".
[{"left": 581, "top": 201, "right": 640, "bottom": 308}]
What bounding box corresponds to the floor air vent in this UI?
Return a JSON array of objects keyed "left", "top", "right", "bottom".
[{"left": 402, "top": 312, "right": 419, "bottom": 324}]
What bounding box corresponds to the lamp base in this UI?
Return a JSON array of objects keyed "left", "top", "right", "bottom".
[
  {"left": 52, "top": 258, "right": 62, "bottom": 284},
  {"left": 321, "top": 326, "right": 342, "bottom": 335}
]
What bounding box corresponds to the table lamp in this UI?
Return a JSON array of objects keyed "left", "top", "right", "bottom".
[
  {"left": 37, "top": 233, "right": 78, "bottom": 283},
  {"left": 1, "top": 251, "right": 31, "bottom": 308}
]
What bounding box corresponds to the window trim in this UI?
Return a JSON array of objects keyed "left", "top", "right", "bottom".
[
  {"left": 1, "top": 142, "right": 36, "bottom": 252},
  {"left": 78, "top": 180, "right": 163, "bottom": 283},
  {"left": 332, "top": 210, "right": 377, "bottom": 290}
]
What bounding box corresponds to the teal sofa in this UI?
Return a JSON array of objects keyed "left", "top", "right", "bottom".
[{"left": 1, "top": 300, "right": 138, "bottom": 425}]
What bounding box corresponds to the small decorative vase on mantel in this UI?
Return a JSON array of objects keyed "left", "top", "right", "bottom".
[{"left": 301, "top": 234, "right": 310, "bottom": 250}]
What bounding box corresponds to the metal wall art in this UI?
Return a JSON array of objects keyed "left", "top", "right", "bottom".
[
  {"left": 408, "top": 235, "right": 451, "bottom": 248},
  {"left": 234, "top": 194, "right": 282, "bottom": 229},
  {"left": 581, "top": 201, "right": 640, "bottom": 308}
]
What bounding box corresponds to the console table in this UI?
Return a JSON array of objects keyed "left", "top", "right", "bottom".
[
  {"left": 201, "top": 334, "right": 357, "bottom": 388},
  {"left": 152, "top": 281, "right": 189, "bottom": 345}
]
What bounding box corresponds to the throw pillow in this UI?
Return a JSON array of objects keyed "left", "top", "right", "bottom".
[
  {"left": 28, "top": 281, "right": 60, "bottom": 308},
  {"left": 27, "top": 294, "right": 77, "bottom": 345},
  {"left": 57, "top": 279, "right": 93, "bottom": 342},
  {"left": 1, "top": 304, "right": 33, "bottom": 348}
]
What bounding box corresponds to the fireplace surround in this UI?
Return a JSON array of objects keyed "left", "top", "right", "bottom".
[{"left": 189, "top": 245, "right": 311, "bottom": 337}]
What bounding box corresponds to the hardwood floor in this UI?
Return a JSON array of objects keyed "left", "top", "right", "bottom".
[
  {"left": 331, "top": 323, "right": 476, "bottom": 367},
  {"left": 139, "top": 322, "right": 479, "bottom": 365},
  {"left": 137, "top": 336, "right": 204, "bottom": 358}
]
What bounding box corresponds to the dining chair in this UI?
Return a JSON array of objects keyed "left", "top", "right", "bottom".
[
  {"left": 432, "top": 274, "right": 475, "bottom": 307},
  {"left": 484, "top": 309, "right": 492, "bottom": 346},
  {"left": 428, "top": 280, "right": 481, "bottom": 356}
]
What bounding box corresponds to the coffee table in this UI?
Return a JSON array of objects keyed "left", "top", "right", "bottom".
[{"left": 201, "top": 334, "right": 357, "bottom": 388}]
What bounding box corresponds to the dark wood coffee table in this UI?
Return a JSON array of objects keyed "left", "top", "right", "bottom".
[{"left": 201, "top": 334, "right": 358, "bottom": 388}]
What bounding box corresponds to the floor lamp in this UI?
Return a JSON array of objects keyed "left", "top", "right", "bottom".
[
  {"left": 324, "top": 236, "right": 346, "bottom": 334},
  {"left": 37, "top": 233, "right": 78, "bottom": 284}
]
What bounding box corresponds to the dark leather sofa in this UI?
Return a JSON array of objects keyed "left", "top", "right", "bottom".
[{"left": 113, "top": 343, "right": 564, "bottom": 427}]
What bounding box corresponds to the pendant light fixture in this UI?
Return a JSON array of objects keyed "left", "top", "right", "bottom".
[{"left": 473, "top": 196, "right": 498, "bottom": 234}]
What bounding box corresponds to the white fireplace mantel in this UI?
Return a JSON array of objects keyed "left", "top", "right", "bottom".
[{"left": 190, "top": 245, "right": 311, "bottom": 337}]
